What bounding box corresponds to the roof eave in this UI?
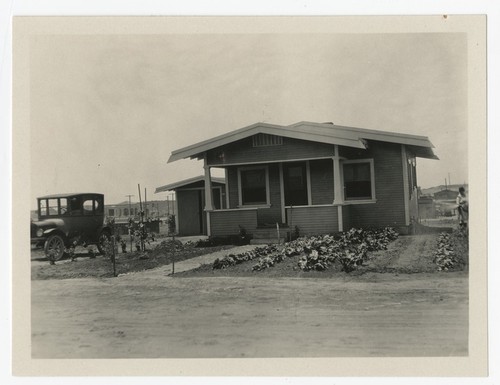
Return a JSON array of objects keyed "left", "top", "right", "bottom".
[{"left": 168, "top": 125, "right": 367, "bottom": 163}]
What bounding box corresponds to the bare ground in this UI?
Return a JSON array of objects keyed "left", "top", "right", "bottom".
[{"left": 31, "top": 234, "right": 469, "bottom": 358}]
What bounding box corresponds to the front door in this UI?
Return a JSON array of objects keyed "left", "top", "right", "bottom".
[{"left": 283, "top": 162, "right": 308, "bottom": 206}]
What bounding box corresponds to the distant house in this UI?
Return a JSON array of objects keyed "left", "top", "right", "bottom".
[
  {"left": 433, "top": 189, "right": 458, "bottom": 201},
  {"left": 104, "top": 200, "right": 176, "bottom": 222},
  {"left": 433, "top": 188, "right": 461, "bottom": 217},
  {"left": 155, "top": 176, "right": 226, "bottom": 236},
  {"left": 167, "top": 121, "right": 438, "bottom": 238},
  {"left": 418, "top": 195, "right": 436, "bottom": 219}
]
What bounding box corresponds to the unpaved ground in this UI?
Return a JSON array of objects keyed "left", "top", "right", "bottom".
[{"left": 31, "top": 235, "right": 468, "bottom": 358}]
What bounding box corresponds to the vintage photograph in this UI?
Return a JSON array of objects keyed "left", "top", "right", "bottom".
[{"left": 12, "top": 15, "right": 487, "bottom": 377}]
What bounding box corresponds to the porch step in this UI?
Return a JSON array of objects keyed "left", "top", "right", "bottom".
[{"left": 250, "top": 238, "right": 286, "bottom": 245}]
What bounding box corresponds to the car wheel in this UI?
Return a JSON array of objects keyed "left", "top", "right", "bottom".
[
  {"left": 44, "top": 234, "right": 65, "bottom": 261},
  {"left": 97, "top": 232, "right": 111, "bottom": 255}
]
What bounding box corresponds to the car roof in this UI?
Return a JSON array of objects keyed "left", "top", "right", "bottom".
[{"left": 37, "top": 193, "right": 104, "bottom": 199}]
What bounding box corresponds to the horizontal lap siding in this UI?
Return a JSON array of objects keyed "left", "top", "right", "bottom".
[
  {"left": 309, "top": 159, "right": 334, "bottom": 205},
  {"left": 210, "top": 210, "right": 258, "bottom": 236},
  {"left": 286, "top": 206, "right": 339, "bottom": 235},
  {"left": 207, "top": 137, "right": 335, "bottom": 166},
  {"left": 342, "top": 205, "right": 351, "bottom": 231},
  {"left": 346, "top": 142, "right": 406, "bottom": 228}
]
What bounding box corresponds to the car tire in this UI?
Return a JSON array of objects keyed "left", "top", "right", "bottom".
[
  {"left": 97, "top": 231, "right": 111, "bottom": 255},
  {"left": 44, "top": 234, "right": 66, "bottom": 261}
]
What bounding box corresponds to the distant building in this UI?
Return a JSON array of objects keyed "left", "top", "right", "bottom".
[
  {"left": 155, "top": 176, "right": 227, "bottom": 236},
  {"left": 104, "top": 199, "right": 176, "bottom": 223},
  {"left": 433, "top": 189, "right": 458, "bottom": 201},
  {"left": 418, "top": 195, "right": 436, "bottom": 219}
]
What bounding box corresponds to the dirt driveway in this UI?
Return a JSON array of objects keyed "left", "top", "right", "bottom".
[{"left": 31, "top": 235, "right": 468, "bottom": 358}]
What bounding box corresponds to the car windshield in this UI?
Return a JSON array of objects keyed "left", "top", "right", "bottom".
[{"left": 39, "top": 197, "right": 72, "bottom": 216}]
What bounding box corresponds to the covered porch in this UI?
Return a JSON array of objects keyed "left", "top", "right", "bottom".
[{"left": 202, "top": 148, "right": 346, "bottom": 238}]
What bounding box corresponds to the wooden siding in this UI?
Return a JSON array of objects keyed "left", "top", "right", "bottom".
[
  {"left": 346, "top": 141, "right": 407, "bottom": 228},
  {"left": 286, "top": 205, "right": 339, "bottom": 235},
  {"left": 309, "top": 159, "right": 334, "bottom": 205},
  {"left": 342, "top": 204, "right": 352, "bottom": 231},
  {"left": 210, "top": 209, "right": 258, "bottom": 236},
  {"left": 206, "top": 137, "right": 335, "bottom": 166},
  {"left": 177, "top": 190, "right": 202, "bottom": 235}
]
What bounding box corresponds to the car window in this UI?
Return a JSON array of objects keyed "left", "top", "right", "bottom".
[
  {"left": 60, "top": 198, "right": 69, "bottom": 215},
  {"left": 48, "top": 199, "right": 58, "bottom": 216},
  {"left": 40, "top": 200, "right": 48, "bottom": 216},
  {"left": 83, "top": 199, "right": 94, "bottom": 214}
]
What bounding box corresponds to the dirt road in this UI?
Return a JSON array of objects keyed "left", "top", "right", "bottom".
[{"left": 32, "top": 264, "right": 468, "bottom": 358}]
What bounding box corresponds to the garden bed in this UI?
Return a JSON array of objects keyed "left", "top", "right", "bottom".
[
  {"left": 177, "top": 229, "right": 469, "bottom": 278},
  {"left": 31, "top": 241, "right": 234, "bottom": 280}
]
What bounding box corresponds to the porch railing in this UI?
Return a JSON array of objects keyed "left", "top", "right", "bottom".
[
  {"left": 286, "top": 205, "right": 340, "bottom": 235},
  {"left": 209, "top": 208, "right": 258, "bottom": 237}
]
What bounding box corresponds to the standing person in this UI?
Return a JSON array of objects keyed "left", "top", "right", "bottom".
[{"left": 456, "top": 187, "right": 468, "bottom": 228}]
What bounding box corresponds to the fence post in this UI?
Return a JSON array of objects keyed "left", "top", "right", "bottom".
[{"left": 112, "top": 235, "right": 117, "bottom": 277}]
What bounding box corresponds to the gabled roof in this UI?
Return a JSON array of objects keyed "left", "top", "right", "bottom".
[
  {"left": 168, "top": 121, "right": 438, "bottom": 163},
  {"left": 155, "top": 175, "right": 226, "bottom": 193}
]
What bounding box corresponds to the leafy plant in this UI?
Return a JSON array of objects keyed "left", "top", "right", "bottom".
[
  {"left": 212, "top": 227, "right": 400, "bottom": 273},
  {"left": 433, "top": 232, "right": 464, "bottom": 271}
]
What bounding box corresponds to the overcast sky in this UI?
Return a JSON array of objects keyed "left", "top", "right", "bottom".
[{"left": 29, "top": 32, "right": 467, "bottom": 207}]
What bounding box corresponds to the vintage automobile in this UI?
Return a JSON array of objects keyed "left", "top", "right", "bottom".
[{"left": 30, "top": 193, "right": 113, "bottom": 260}]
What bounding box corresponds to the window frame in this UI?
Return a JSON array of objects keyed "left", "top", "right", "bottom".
[
  {"left": 341, "top": 158, "right": 376, "bottom": 203},
  {"left": 237, "top": 165, "right": 271, "bottom": 207}
]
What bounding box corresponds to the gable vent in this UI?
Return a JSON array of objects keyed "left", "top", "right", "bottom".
[{"left": 252, "top": 133, "right": 283, "bottom": 147}]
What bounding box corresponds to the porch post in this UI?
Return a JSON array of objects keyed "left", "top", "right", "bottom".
[
  {"left": 401, "top": 144, "right": 410, "bottom": 226},
  {"left": 174, "top": 192, "right": 179, "bottom": 234},
  {"left": 333, "top": 145, "right": 344, "bottom": 231},
  {"left": 225, "top": 168, "right": 230, "bottom": 209},
  {"left": 279, "top": 162, "right": 286, "bottom": 224},
  {"left": 204, "top": 154, "right": 214, "bottom": 236}
]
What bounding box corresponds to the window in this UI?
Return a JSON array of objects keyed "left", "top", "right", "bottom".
[
  {"left": 39, "top": 200, "right": 47, "bottom": 216},
  {"left": 343, "top": 160, "right": 374, "bottom": 200},
  {"left": 124, "top": 208, "right": 129, "bottom": 216},
  {"left": 60, "top": 198, "right": 69, "bottom": 215},
  {"left": 239, "top": 167, "right": 269, "bottom": 206},
  {"left": 83, "top": 199, "right": 94, "bottom": 214},
  {"left": 48, "top": 199, "right": 59, "bottom": 215},
  {"left": 108, "top": 209, "right": 115, "bottom": 217}
]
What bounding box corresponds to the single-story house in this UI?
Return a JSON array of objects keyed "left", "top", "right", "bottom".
[
  {"left": 418, "top": 195, "right": 437, "bottom": 219},
  {"left": 433, "top": 188, "right": 458, "bottom": 201},
  {"left": 155, "top": 175, "right": 226, "bottom": 236},
  {"left": 167, "top": 121, "right": 438, "bottom": 238}
]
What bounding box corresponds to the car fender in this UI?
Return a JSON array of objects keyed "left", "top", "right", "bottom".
[{"left": 43, "top": 228, "right": 66, "bottom": 238}]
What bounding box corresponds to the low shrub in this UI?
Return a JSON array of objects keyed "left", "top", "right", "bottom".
[
  {"left": 434, "top": 229, "right": 468, "bottom": 271},
  {"left": 213, "top": 246, "right": 278, "bottom": 269}
]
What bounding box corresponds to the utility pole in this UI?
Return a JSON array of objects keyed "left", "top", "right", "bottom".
[
  {"left": 125, "top": 194, "right": 134, "bottom": 252},
  {"left": 138, "top": 184, "right": 145, "bottom": 251}
]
